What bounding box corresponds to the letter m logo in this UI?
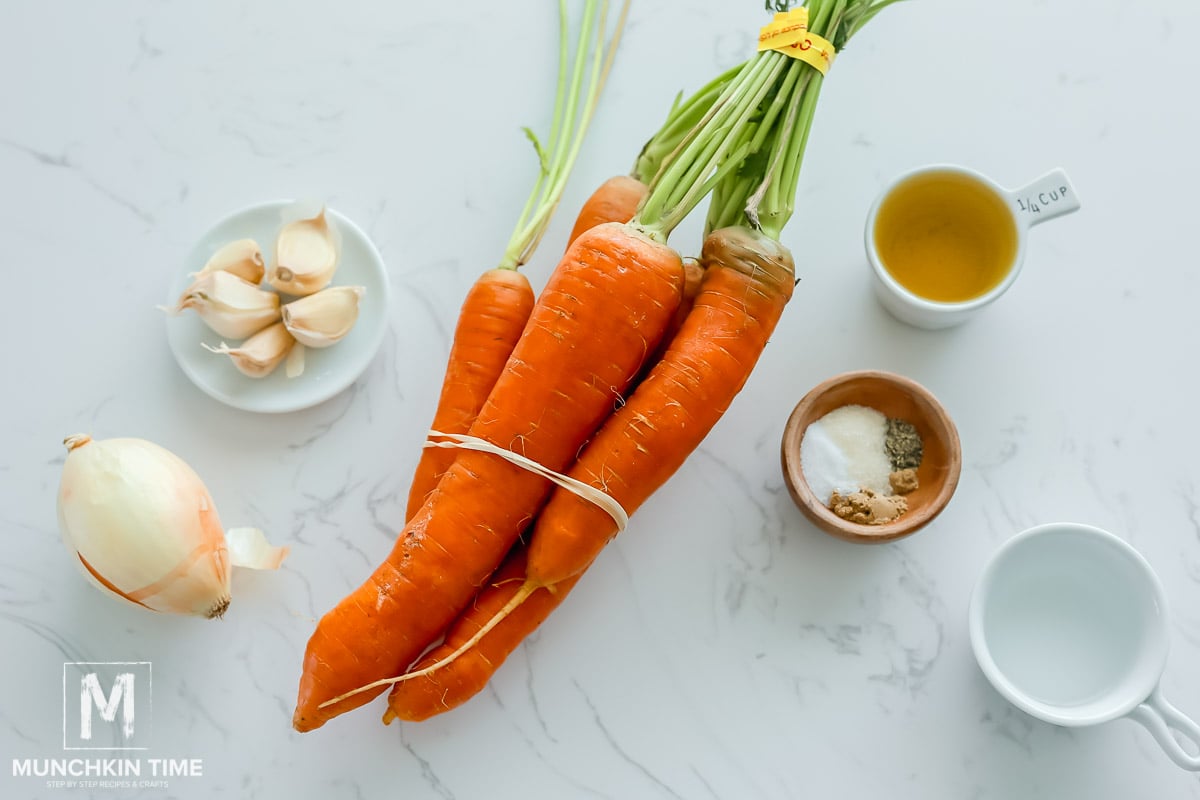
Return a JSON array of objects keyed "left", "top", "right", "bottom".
[
  {"left": 63, "top": 662, "right": 151, "bottom": 750},
  {"left": 81, "top": 672, "right": 134, "bottom": 740}
]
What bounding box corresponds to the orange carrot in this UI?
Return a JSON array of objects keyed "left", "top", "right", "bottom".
[
  {"left": 404, "top": 270, "right": 533, "bottom": 519},
  {"left": 560, "top": 60, "right": 744, "bottom": 247},
  {"left": 403, "top": 0, "right": 629, "bottom": 517},
  {"left": 665, "top": 258, "right": 704, "bottom": 341},
  {"left": 384, "top": 550, "right": 579, "bottom": 723},
  {"left": 293, "top": 222, "right": 683, "bottom": 731},
  {"left": 406, "top": 71, "right": 724, "bottom": 519},
  {"left": 405, "top": 179, "right": 658, "bottom": 521},
  {"left": 374, "top": 51, "right": 802, "bottom": 723},
  {"left": 527, "top": 227, "right": 792, "bottom": 585},
  {"left": 385, "top": 0, "right": 900, "bottom": 723},
  {"left": 382, "top": 224, "right": 705, "bottom": 725},
  {"left": 566, "top": 175, "right": 648, "bottom": 244},
  {"left": 384, "top": 225, "right": 795, "bottom": 721},
  {"left": 306, "top": 0, "right": 883, "bottom": 730}
]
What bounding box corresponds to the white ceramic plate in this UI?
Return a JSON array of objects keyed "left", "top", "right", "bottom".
[{"left": 165, "top": 201, "right": 389, "bottom": 413}]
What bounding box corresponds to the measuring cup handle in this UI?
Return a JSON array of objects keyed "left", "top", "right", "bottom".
[
  {"left": 1129, "top": 686, "right": 1200, "bottom": 770},
  {"left": 1007, "top": 168, "right": 1081, "bottom": 228}
]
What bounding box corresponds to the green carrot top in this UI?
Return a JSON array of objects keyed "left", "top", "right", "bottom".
[
  {"left": 634, "top": 0, "right": 902, "bottom": 243},
  {"left": 499, "top": 0, "right": 630, "bottom": 270}
]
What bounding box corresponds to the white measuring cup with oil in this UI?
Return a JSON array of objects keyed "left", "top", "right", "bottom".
[
  {"left": 969, "top": 522, "right": 1200, "bottom": 769},
  {"left": 865, "top": 165, "right": 1081, "bottom": 329}
]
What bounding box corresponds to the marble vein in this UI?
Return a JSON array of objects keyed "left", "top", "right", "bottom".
[
  {"left": 177, "top": 680, "right": 232, "bottom": 742},
  {"left": 364, "top": 475, "right": 403, "bottom": 541},
  {"left": 0, "top": 138, "right": 155, "bottom": 225},
  {"left": 398, "top": 738, "right": 456, "bottom": 800},
  {"left": 519, "top": 634, "right": 557, "bottom": 744},
  {"left": 286, "top": 383, "right": 362, "bottom": 451},
  {"left": 0, "top": 611, "right": 90, "bottom": 665},
  {"left": 574, "top": 679, "right": 685, "bottom": 800}
]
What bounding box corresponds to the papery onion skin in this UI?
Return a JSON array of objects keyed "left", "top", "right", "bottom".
[{"left": 56, "top": 435, "right": 232, "bottom": 618}]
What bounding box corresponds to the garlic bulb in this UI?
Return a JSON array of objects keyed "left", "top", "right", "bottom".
[
  {"left": 56, "top": 434, "right": 288, "bottom": 618},
  {"left": 268, "top": 208, "right": 340, "bottom": 296},
  {"left": 282, "top": 286, "right": 365, "bottom": 348},
  {"left": 202, "top": 321, "right": 299, "bottom": 378},
  {"left": 193, "top": 238, "right": 265, "bottom": 285},
  {"left": 170, "top": 271, "right": 281, "bottom": 340}
]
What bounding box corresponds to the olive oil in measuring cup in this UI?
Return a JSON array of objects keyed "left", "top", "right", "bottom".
[
  {"left": 864, "top": 164, "right": 1079, "bottom": 329},
  {"left": 872, "top": 170, "right": 1018, "bottom": 303}
]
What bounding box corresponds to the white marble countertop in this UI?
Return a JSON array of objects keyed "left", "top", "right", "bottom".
[{"left": 5, "top": 1, "right": 1200, "bottom": 798}]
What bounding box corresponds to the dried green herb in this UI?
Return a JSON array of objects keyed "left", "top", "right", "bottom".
[{"left": 884, "top": 418, "right": 923, "bottom": 470}]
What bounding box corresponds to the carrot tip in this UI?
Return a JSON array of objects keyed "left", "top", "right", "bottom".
[{"left": 292, "top": 711, "right": 321, "bottom": 733}]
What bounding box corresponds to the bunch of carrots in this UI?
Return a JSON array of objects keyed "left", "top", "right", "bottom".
[{"left": 294, "top": 0, "right": 901, "bottom": 731}]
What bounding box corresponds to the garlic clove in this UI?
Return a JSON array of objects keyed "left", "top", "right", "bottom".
[
  {"left": 57, "top": 434, "right": 233, "bottom": 618},
  {"left": 202, "top": 321, "right": 295, "bottom": 378},
  {"left": 193, "top": 238, "right": 265, "bottom": 285},
  {"left": 282, "top": 285, "right": 365, "bottom": 348},
  {"left": 170, "top": 271, "right": 281, "bottom": 340},
  {"left": 268, "top": 207, "right": 340, "bottom": 296},
  {"left": 285, "top": 342, "right": 306, "bottom": 378}
]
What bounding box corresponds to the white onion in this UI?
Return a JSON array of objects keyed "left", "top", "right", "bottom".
[{"left": 56, "top": 434, "right": 287, "bottom": 618}]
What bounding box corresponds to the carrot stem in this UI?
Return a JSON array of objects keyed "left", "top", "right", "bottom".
[
  {"left": 505, "top": 0, "right": 570, "bottom": 255},
  {"left": 635, "top": 52, "right": 788, "bottom": 240},
  {"left": 705, "top": 62, "right": 805, "bottom": 236},
  {"left": 702, "top": 0, "right": 903, "bottom": 239},
  {"left": 631, "top": 62, "right": 743, "bottom": 185},
  {"left": 500, "top": 0, "right": 630, "bottom": 270}
]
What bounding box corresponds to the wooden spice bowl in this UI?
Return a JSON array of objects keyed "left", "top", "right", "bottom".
[{"left": 780, "top": 370, "right": 961, "bottom": 544}]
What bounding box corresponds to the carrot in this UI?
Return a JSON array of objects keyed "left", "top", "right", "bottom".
[
  {"left": 408, "top": 40, "right": 730, "bottom": 520},
  {"left": 385, "top": 225, "right": 795, "bottom": 722},
  {"left": 665, "top": 258, "right": 704, "bottom": 340},
  {"left": 566, "top": 174, "right": 648, "bottom": 244},
  {"left": 404, "top": 270, "right": 534, "bottom": 519},
  {"left": 384, "top": 0, "right": 902, "bottom": 720},
  {"left": 562, "top": 62, "right": 742, "bottom": 245},
  {"left": 293, "top": 221, "right": 684, "bottom": 731},
  {"left": 306, "top": 0, "right": 899, "bottom": 730},
  {"left": 527, "top": 227, "right": 793, "bottom": 585},
  {"left": 404, "top": 0, "right": 629, "bottom": 518},
  {"left": 383, "top": 550, "right": 579, "bottom": 723},
  {"left": 385, "top": 553, "right": 578, "bottom": 723},
  {"left": 365, "top": 56, "right": 800, "bottom": 726}
]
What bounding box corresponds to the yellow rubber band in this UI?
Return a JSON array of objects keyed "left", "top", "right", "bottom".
[
  {"left": 424, "top": 430, "right": 629, "bottom": 531},
  {"left": 757, "top": 8, "right": 835, "bottom": 75}
]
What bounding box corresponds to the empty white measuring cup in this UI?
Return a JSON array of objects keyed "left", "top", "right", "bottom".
[{"left": 969, "top": 522, "right": 1200, "bottom": 769}]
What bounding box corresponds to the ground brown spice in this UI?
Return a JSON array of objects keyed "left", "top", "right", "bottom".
[
  {"left": 829, "top": 489, "right": 907, "bottom": 525},
  {"left": 889, "top": 467, "right": 919, "bottom": 495}
]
